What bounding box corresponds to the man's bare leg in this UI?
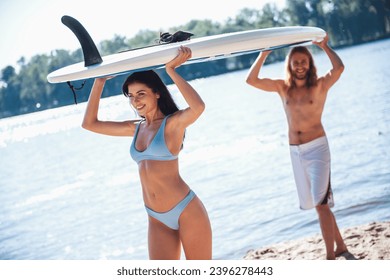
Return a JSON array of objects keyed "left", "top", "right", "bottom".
[
  {"left": 332, "top": 213, "right": 348, "bottom": 256},
  {"left": 316, "top": 204, "right": 336, "bottom": 259}
]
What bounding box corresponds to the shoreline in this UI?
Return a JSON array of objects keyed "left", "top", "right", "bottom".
[{"left": 243, "top": 221, "right": 390, "bottom": 260}]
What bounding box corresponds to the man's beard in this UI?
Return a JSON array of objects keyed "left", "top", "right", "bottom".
[{"left": 293, "top": 71, "right": 308, "bottom": 81}]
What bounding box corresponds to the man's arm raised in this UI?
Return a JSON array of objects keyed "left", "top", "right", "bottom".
[
  {"left": 246, "top": 50, "right": 282, "bottom": 93},
  {"left": 313, "top": 34, "right": 345, "bottom": 91}
]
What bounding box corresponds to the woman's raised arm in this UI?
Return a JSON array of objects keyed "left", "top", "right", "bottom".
[{"left": 82, "top": 77, "right": 136, "bottom": 136}]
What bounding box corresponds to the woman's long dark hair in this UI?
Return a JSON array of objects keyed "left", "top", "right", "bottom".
[
  {"left": 122, "top": 70, "right": 179, "bottom": 117},
  {"left": 122, "top": 70, "right": 185, "bottom": 148}
]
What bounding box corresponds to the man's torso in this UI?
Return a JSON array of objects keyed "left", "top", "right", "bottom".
[{"left": 278, "top": 79, "right": 328, "bottom": 144}]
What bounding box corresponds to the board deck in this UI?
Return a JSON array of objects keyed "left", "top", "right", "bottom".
[{"left": 47, "top": 16, "right": 326, "bottom": 83}]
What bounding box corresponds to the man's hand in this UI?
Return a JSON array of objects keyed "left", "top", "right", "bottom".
[{"left": 313, "top": 33, "right": 329, "bottom": 49}]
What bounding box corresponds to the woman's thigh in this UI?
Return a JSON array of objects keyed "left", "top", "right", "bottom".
[
  {"left": 179, "top": 196, "right": 212, "bottom": 260},
  {"left": 148, "top": 216, "right": 181, "bottom": 260}
]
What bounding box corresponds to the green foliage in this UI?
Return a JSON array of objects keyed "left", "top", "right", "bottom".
[
  {"left": 100, "top": 34, "right": 128, "bottom": 55},
  {"left": 127, "top": 30, "right": 159, "bottom": 49},
  {"left": 181, "top": 19, "right": 223, "bottom": 36},
  {"left": 1, "top": 0, "right": 389, "bottom": 118}
]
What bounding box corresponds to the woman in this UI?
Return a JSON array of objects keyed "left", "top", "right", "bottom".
[{"left": 82, "top": 46, "right": 212, "bottom": 260}]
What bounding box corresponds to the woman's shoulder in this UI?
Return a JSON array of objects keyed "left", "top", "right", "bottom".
[{"left": 164, "top": 111, "right": 180, "bottom": 123}]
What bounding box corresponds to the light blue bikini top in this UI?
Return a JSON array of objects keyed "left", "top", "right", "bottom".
[{"left": 130, "top": 115, "right": 178, "bottom": 163}]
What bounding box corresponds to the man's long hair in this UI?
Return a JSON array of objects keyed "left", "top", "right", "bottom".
[{"left": 285, "top": 46, "right": 318, "bottom": 88}]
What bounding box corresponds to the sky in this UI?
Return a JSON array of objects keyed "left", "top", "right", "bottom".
[{"left": 0, "top": 0, "right": 285, "bottom": 71}]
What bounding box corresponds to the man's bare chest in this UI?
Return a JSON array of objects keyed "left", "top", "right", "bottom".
[
  {"left": 281, "top": 89, "right": 326, "bottom": 119},
  {"left": 285, "top": 88, "right": 314, "bottom": 105},
  {"left": 284, "top": 86, "right": 326, "bottom": 107}
]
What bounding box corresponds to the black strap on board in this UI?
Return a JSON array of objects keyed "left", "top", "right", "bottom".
[
  {"left": 158, "top": 31, "right": 194, "bottom": 44},
  {"left": 66, "top": 81, "right": 86, "bottom": 104}
]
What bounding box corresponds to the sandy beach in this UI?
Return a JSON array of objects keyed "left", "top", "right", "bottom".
[{"left": 244, "top": 221, "right": 390, "bottom": 260}]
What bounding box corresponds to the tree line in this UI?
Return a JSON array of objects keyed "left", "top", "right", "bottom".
[{"left": 1, "top": 0, "right": 389, "bottom": 118}]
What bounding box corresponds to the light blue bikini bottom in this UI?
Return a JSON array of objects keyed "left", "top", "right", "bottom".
[{"left": 145, "top": 190, "right": 196, "bottom": 230}]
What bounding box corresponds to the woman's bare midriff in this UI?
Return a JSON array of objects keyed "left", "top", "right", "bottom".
[{"left": 137, "top": 159, "right": 191, "bottom": 212}]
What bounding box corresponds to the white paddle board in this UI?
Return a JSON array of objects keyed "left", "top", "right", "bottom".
[{"left": 47, "top": 16, "right": 326, "bottom": 83}]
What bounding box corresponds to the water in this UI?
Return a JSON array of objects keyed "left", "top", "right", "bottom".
[{"left": 1, "top": 39, "right": 389, "bottom": 260}]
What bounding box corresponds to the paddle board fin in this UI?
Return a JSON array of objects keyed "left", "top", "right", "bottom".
[{"left": 61, "top": 15, "right": 103, "bottom": 67}]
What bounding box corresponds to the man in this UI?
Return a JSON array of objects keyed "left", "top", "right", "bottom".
[{"left": 246, "top": 34, "right": 348, "bottom": 260}]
